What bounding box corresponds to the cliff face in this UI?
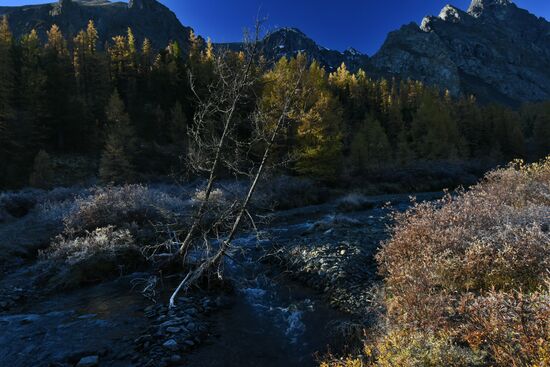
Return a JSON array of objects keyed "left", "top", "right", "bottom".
[
  {"left": 0, "top": 0, "right": 194, "bottom": 51},
  {"left": 370, "top": 0, "right": 550, "bottom": 104}
]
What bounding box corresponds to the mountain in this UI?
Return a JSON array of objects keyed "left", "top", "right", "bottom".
[
  {"left": 0, "top": 0, "right": 195, "bottom": 51},
  {"left": 217, "top": 28, "right": 370, "bottom": 72},
  {"left": 2, "top": 0, "right": 549, "bottom": 104},
  {"left": 370, "top": 0, "right": 550, "bottom": 104}
]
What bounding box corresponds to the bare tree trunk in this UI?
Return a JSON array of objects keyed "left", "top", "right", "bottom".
[
  {"left": 169, "top": 73, "right": 302, "bottom": 308},
  {"left": 176, "top": 34, "right": 260, "bottom": 257}
]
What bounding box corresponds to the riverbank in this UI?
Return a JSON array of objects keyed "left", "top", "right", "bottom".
[{"left": 0, "top": 182, "right": 442, "bottom": 366}]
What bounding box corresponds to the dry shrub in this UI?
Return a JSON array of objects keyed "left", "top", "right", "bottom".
[
  {"left": 40, "top": 226, "right": 146, "bottom": 289},
  {"left": 367, "top": 157, "right": 550, "bottom": 366},
  {"left": 322, "top": 331, "right": 484, "bottom": 367},
  {"left": 365, "top": 330, "right": 485, "bottom": 367},
  {"left": 45, "top": 226, "right": 136, "bottom": 265},
  {"left": 64, "top": 184, "right": 187, "bottom": 234},
  {"left": 193, "top": 187, "right": 225, "bottom": 203},
  {"left": 377, "top": 157, "right": 549, "bottom": 328},
  {"left": 320, "top": 357, "right": 363, "bottom": 367},
  {"left": 460, "top": 286, "right": 550, "bottom": 367}
]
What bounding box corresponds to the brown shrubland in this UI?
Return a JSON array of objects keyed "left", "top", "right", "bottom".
[{"left": 324, "top": 157, "right": 550, "bottom": 367}]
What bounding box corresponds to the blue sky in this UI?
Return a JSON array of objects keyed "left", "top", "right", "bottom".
[{"left": 2, "top": 0, "right": 549, "bottom": 55}]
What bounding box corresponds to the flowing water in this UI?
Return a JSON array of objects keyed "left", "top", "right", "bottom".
[{"left": 184, "top": 192, "right": 440, "bottom": 366}]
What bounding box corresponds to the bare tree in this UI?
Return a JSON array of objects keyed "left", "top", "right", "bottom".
[
  {"left": 175, "top": 23, "right": 263, "bottom": 259},
  {"left": 169, "top": 30, "right": 306, "bottom": 308}
]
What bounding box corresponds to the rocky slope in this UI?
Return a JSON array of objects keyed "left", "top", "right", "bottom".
[
  {"left": 371, "top": 0, "right": 550, "bottom": 104},
  {"left": 0, "top": 0, "right": 194, "bottom": 51},
  {"left": 217, "top": 27, "right": 370, "bottom": 72}
]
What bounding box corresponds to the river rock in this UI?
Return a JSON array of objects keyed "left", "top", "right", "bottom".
[
  {"left": 76, "top": 355, "right": 99, "bottom": 367},
  {"left": 267, "top": 241, "right": 377, "bottom": 316},
  {"left": 170, "top": 354, "right": 182, "bottom": 364},
  {"left": 163, "top": 339, "right": 179, "bottom": 351}
]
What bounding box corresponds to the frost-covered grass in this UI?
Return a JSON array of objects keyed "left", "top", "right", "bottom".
[
  {"left": 1, "top": 178, "right": 331, "bottom": 285},
  {"left": 0, "top": 187, "right": 85, "bottom": 223},
  {"left": 63, "top": 184, "right": 190, "bottom": 235},
  {"left": 44, "top": 226, "right": 136, "bottom": 265}
]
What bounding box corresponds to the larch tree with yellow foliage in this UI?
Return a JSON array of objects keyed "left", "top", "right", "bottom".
[{"left": 262, "top": 54, "right": 344, "bottom": 180}]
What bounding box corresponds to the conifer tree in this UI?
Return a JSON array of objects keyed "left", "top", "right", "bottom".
[
  {"left": 45, "top": 24, "right": 68, "bottom": 56},
  {"left": 396, "top": 130, "right": 414, "bottom": 165},
  {"left": 411, "top": 93, "right": 463, "bottom": 160},
  {"left": 127, "top": 27, "right": 137, "bottom": 69},
  {"left": 19, "top": 29, "right": 48, "bottom": 150},
  {"left": 44, "top": 24, "right": 82, "bottom": 151},
  {"left": 203, "top": 37, "right": 214, "bottom": 62},
  {"left": 533, "top": 102, "right": 550, "bottom": 157},
  {"left": 72, "top": 21, "right": 109, "bottom": 150},
  {"left": 350, "top": 115, "right": 392, "bottom": 172},
  {"left": 169, "top": 101, "right": 187, "bottom": 145},
  {"left": 262, "top": 55, "right": 344, "bottom": 179},
  {"left": 483, "top": 106, "right": 524, "bottom": 160},
  {"left": 453, "top": 95, "right": 481, "bottom": 158},
  {"left": 99, "top": 91, "right": 137, "bottom": 184},
  {"left": 140, "top": 38, "right": 153, "bottom": 74},
  {"left": 29, "top": 150, "right": 54, "bottom": 188},
  {"left": 0, "top": 15, "right": 14, "bottom": 137},
  {"left": 386, "top": 93, "right": 404, "bottom": 146},
  {"left": 0, "top": 16, "right": 15, "bottom": 186},
  {"left": 188, "top": 29, "right": 201, "bottom": 64},
  {"left": 294, "top": 92, "right": 344, "bottom": 179}
]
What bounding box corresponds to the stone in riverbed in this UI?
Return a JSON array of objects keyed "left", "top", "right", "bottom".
[
  {"left": 76, "top": 355, "right": 99, "bottom": 367},
  {"left": 170, "top": 354, "right": 182, "bottom": 364},
  {"left": 163, "top": 339, "right": 179, "bottom": 351},
  {"left": 166, "top": 326, "right": 181, "bottom": 333}
]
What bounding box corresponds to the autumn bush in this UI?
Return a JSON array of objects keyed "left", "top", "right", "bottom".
[
  {"left": 324, "top": 157, "right": 550, "bottom": 367},
  {"left": 321, "top": 330, "right": 485, "bottom": 367},
  {"left": 460, "top": 287, "right": 550, "bottom": 367}
]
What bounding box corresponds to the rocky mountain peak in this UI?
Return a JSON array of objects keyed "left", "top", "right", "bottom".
[
  {"left": 468, "top": 0, "right": 513, "bottom": 17},
  {"left": 273, "top": 27, "right": 306, "bottom": 36},
  {"left": 216, "top": 27, "right": 368, "bottom": 72},
  {"left": 439, "top": 5, "right": 464, "bottom": 23},
  {"left": 50, "top": 0, "right": 77, "bottom": 16},
  {"left": 128, "top": 0, "right": 159, "bottom": 11},
  {"left": 421, "top": 5, "right": 470, "bottom": 32},
  {"left": 1, "top": 0, "right": 195, "bottom": 51},
  {"left": 344, "top": 47, "right": 362, "bottom": 56},
  {"left": 372, "top": 0, "right": 550, "bottom": 105}
]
